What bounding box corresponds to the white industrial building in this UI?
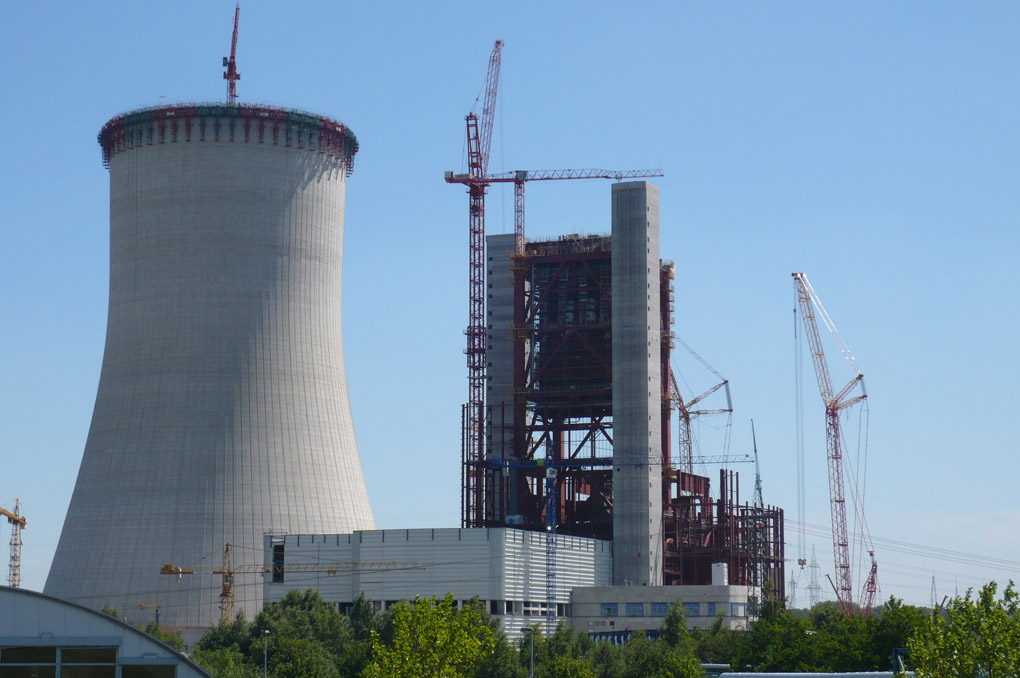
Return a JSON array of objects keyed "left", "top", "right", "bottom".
[
  {"left": 263, "top": 528, "right": 753, "bottom": 639},
  {"left": 0, "top": 586, "right": 211, "bottom": 677}
]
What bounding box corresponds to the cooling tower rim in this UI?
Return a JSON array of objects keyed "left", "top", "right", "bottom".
[{"left": 97, "top": 102, "right": 359, "bottom": 176}]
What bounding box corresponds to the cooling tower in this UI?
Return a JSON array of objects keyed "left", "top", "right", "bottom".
[{"left": 45, "top": 104, "right": 375, "bottom": 629}]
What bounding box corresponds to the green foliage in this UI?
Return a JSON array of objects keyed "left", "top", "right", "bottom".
[
  {"left": 660, "top": 602, "right": 690, "bottom": 650},
  {"left": 909, "top": 580, "right": 1020, "bottom": 678},
  {"left": 472, "top": 633, "right": 523, "bottom": 678},
  {"left": 191, "top": 647, "right": 259, "bottom": 678},
  {"left": 619, "top": 632, "right": 703, "bottom": 678},
  {"left": 100, "top": 604, "right": 120, "bottom": 619},
  {"left": 366, "top": 594, "right": 497, "bottom": 678},
  {"left": 142, "top": 621, "right": 186, "bottom": 652},
  {"left": 812, "top": 612, "right": 870, "bottom": 672},
  {"left": 691, "top": 615, "right": 744, "bottom": 665},
  {"left": 196, "top": 613, "right": 254, "bottom": 655},
  {"left": 868, "top": 596, "right": 926, "bottom": 670},
  {"left": 734, "top": 605, "right": 816, "bottom": 671},
  {"left": 270, "top": 636, "right": 341, "bottom": 678}
]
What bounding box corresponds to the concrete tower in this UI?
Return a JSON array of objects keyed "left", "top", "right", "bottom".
[
  {"left": 611, "top": 181, "right": 663, "bottom": 587},
  {"left": 46, "top": 104, "right": 375, "bottom": 629}
]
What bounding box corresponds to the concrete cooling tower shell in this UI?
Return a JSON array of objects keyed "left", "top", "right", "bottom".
[{"left": 45, "top": 104, "right": 375, "bottom": 630}]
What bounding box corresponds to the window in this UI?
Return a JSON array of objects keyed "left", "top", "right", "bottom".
[
  {"left": 625, "top": 602, "right": 644, "bottom": 617},
  {"left": 272, "top": 543, "right": 285, "bottom": 582},
  {"left": 650, "top": 602, "right": 668, "bottom": 616},
  {"left": 683, "top": 602, "right": 700, "bottom": 617},
  {"left": 600, "top": 603, "right": 618, "bottom": 617},
  {"left": 706, "top": 602, "right": 716, "bottom": 617},
  {"left": 731, "top": 603, "right": 746, "bottom": 617},
  {"left": 1, "top": 646, "right": 57, "bottom": 678}
]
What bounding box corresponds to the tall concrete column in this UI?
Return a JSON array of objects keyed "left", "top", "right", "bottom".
[{"left": 611, "top": 181, "right": 663, "bottom": 586}]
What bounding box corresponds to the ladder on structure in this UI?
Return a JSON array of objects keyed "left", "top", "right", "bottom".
[{"left": 544, "top": 467, "right": 557, "bottom": 634}]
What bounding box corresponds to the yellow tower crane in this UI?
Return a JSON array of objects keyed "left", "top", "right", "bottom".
[
  {"left": 1, "top": 499, "right": 26, "bottom": 588},
  {"left": 161, "top": 544, "right": 425, "bottom": 622}
]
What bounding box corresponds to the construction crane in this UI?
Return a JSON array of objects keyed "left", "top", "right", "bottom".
[
  {"left": 481, "top": 169, "right": 664, "bottom": 257},
  {"left": 443, "top": 40, "right": 503, "bottom": 528},
  {"left": 747, "top": 421, "right": 770, "bottom": 616},
  {"left": 444, "top": 41, "right": 664, "bottom": 527},
  {"left": 222, "top": 4, "right": 241, "bottom": 104},
  {"left": 1, "top": 499, "right": 26, "bottom": 587},
  {"left": 137, "top": 595, "right": 162, "bottom": 626},
  {"left": 666, "top": 335, "right": 733, "bottom": 476},
  {"left": 792, "top": 272, "right": 873, "bottom": 617},
  {"left": 689, "top": 454, "right": 752, "bottom": 465},
  {"left": 161, "top": 544, "right": 425, "bottom": 622}
]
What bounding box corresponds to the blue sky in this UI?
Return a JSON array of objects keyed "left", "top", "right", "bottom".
[{"left": 2, "top": 2, "right": 1017, "bottom": 607}]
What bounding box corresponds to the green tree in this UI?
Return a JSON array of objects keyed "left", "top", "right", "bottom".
[
  {"left": 868, "top": 597, "right": 926, "bottom": 671},
  {"left": 191, "top": 647, "right": 258, "bottom": 678},
  {"left": 195, "top": 613, "right": 254, "bottom": 655},
  {"left": 142, "top": 621, "right": 186, "bottom": 652},
  {"left": 909, "top": 580, "right": 1020, "bottom": 678},
  {"left": 734, "top": 605, "right": 816, "bottom": 671},
  {"left": 366, "top": 594, "right": 497, "bottom": 678},
  {"left": 812, "top": 612, "right": 869, "bottom": 672},
  {"left": 269, "top": 636, "right": 340, "bottom": 678},
  {"left": 660, "top": 602, "right": 691, "bottom": 650},
  {"left": 691, "top": 615, "right": 742, "bottom": 665},
  {"left": 620, "top": 632, "right": 703, "bottom": 678}
]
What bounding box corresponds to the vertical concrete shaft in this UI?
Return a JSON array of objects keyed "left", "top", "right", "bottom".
[
  {"left": 45, "top": 105, "right": 375, "bottom": 629},
  {"left": 611, "top": 181, "right": 663, "bottom": 586},
  {"left": 485, "top": 234, "right": 519, "bottom": 520}
]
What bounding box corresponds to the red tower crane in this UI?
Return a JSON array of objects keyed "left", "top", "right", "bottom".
[
  {"left": 445, "top": 43, "right": 664, "bottom": 526},
  {"left": 793, "top": 273, "right": 873, "bottom": 617},
  {"left": 444, "top": 40, "right": 503, "bottom": 527},
  {"left": 223, "top": 4, "right": 241, "bottom": 104}
]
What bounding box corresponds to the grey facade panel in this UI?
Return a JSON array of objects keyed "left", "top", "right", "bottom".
[{"left": 45, "top": 108, "right": 375, "bottom": 629}]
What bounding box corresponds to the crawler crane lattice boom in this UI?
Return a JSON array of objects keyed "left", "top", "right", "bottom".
[{"left": 792, "top": 273, "right": 869, "bottom": 617}]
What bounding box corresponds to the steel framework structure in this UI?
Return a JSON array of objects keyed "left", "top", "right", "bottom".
[{"left": 479, "top": 233, "right": 785, "bottom": 597}]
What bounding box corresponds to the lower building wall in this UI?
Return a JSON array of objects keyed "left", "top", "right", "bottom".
[
  {"left": 570, "top": 585, "right": 752, "bottom": 634},
  {"left": 263, "top": 528, "right": 613, "bottom": 639}
]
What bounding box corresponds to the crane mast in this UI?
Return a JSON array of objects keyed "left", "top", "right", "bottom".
[
  {"left": 1, "top": 499, "right": 26, "bottom": 588},
  {"left": 792, "top": 273, "right": 868, "bottom": 616},
  {"left": 454, "top": 40, "right": 503, "bottom": 528},
  {"left": 223, "top": 4, "right": 241, "bottom": 104}
]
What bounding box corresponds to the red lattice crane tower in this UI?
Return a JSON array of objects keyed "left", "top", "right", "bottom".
[
  {"left": 223, "top": 4, "right": 241, "bottom": 104},
  {"left": 793, "top": 273, "right": 873, "bottom": 617},
  {"left": 444, "top": 40, "right": 503, "bottom": 527}
]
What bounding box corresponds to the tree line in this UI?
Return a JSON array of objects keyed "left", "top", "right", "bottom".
[{"left": 126, "top": 580, "right": 1018, "bottom": 677}]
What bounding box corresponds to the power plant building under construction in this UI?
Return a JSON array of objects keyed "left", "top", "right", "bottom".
[
  {"left": 268, "top": 182, "right": 786, "bottom": 639},
  {"left": 475, "top": 182, "right": 785, "bottom": 599},
  {"left": 41, "top": 97, "right": 785, "bottom": 636}
]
